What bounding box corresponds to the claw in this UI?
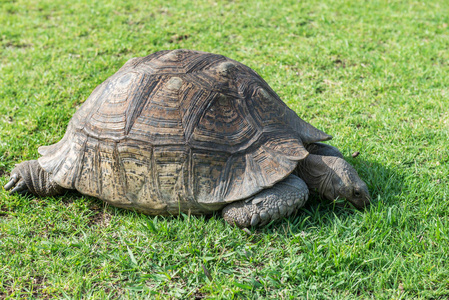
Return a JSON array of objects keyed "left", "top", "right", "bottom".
[
  {"left": 4, "top": 174, "right": 19, "bottom": 191},
  {"left": 250, "top": 214, "right": 260, "bottom": 227},
  {"left": 9, "top": 180, "right": 28, "bottom": 195}
]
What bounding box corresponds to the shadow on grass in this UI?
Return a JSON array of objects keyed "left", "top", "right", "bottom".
[{"left": 0, "top": 166, "right": 6, "bottom": 177}]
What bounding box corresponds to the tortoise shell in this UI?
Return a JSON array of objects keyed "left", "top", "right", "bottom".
[{"left": 37, "top": 49, "right": 331, "bottom": 215}]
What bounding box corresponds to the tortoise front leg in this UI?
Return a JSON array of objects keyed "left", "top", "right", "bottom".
[
  {"left": 222, "top": 175, "right": 309, "bottom": 228},
  {"left": 4, "top": 160, "right": 66, "bottom": 197}
]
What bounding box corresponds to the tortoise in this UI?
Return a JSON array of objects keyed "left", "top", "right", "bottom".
[{"left": 4, "top": 49, "right": 370, "bottom": 227}]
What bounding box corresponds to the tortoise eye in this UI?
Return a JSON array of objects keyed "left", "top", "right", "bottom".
[{"left": 354, "top": 190, "right": 361, "bottom": 197}]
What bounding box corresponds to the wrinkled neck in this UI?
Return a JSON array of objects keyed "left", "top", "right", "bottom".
[{"left": 295, "top": 154, "right": 336, "bottom": 197}]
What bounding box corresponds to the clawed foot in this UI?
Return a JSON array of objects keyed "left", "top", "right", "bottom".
[
  {"left": 3, "top": 160, "right": 66, "bottom": 197},
  {"left": 4, "top": 171, "right": 30, "bottom": 195},
  {"left": 222, "top": 175, "right": 309, "bottom": 228}
]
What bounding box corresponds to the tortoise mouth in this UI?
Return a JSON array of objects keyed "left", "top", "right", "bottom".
[{"left": 347, "top": 196, "right": 371, "bottom": 210}]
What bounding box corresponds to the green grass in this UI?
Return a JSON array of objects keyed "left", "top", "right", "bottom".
[{"left": 1, "top": 0, "right": 448, "bottom": 298}]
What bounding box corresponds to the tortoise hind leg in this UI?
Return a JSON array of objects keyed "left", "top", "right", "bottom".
[
  {"left": 222, "top": 175, "right": 309, "bottom": 228},
  {"left": 4, "top": 160, "right": 66, "bottom": 197}
]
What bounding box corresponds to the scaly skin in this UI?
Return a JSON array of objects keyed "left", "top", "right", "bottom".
[
  {"left": 4, "top": 160, "right": 66, "bottom": 197},
  {"left": 295, "top": 154, "right": 370, "bottom": 209},
  {"left": 222, "top": 175, "right": 309, "bottom": 228}
]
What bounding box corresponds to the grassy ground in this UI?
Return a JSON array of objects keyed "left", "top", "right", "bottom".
[{"left": 1, "top": 0, "right": 448, "bottom": 298}]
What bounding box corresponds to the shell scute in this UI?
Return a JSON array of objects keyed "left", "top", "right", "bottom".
[
  {"left": 190, "top": 93, "right": 259, "bottom": 151},
  {"left": 192, "top": 150, "right": 230, "bottom": 204}
]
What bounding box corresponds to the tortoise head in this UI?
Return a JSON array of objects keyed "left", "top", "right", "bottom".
[
  {"left": 296, "top": 154, "right": 370, "bottom": 209},
  {"left": 322, "top": 156, "right": 370, "bottom": 209}
]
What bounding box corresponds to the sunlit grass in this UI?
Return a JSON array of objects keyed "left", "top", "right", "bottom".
[{"left": 1, "top": 0, "right": 448, "bottom": 298}]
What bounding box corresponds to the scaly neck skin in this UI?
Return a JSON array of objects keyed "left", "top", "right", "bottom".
[
  {"left": 295, "top": 154, "right": 337, "bottom": 199},
  {"left": 296, "top": 153, "right": 371, "bottom": 208}
]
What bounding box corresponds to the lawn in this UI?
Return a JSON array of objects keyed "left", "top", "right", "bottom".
[{"left": 1, "top": 0, "right": 448, "bottom": 298}]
